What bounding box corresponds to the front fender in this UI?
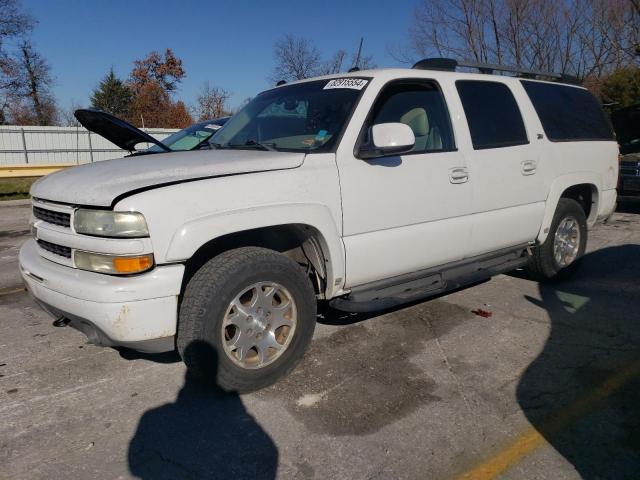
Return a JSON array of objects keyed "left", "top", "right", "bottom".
[
  {"left": 536, "top": 172, "right": 601, "bottom": 244},
  {"left": 164, "top": 202, "right": 345, "bottom": 297}
]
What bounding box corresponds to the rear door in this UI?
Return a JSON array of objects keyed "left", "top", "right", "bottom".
[{"left": 455, "top": 80, "right": 546, "bottom": 255}]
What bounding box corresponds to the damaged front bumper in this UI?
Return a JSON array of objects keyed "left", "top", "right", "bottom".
[{"left": 19, "top": 239, "right": 183, "bottom": 353}]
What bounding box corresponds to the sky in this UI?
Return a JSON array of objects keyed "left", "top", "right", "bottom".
[{"left": 20, "top": 0, "right": 418, "bottom": 112}]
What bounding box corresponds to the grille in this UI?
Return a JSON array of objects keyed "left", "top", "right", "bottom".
[
  {"left": 37, "top": 239, "right": 72, "bottom": 258},
  {"left": 33, "top": 206, "right": 71, "bottom": 228}
]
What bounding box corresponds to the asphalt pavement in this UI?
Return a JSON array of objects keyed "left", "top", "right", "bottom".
[{"left": 1, "top": 201, "right": 639, "bottom": 480}]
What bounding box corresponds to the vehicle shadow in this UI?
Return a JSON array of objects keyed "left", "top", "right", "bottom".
[
  {"left": 117, "top": 348, "right": 181, "bottom": 364},
  {"left": 128, "top": 340, "right": 278, "bottom": 480},
  {"left": 517, "top": 245, "right": 640, "bottom": 479}
]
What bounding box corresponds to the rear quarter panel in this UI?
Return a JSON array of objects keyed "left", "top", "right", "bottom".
[{"left": 536, "top": 140, "right": 619, "bottom": 243}]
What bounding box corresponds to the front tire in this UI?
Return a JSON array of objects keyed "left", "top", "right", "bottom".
[
  {"left": 525, "top": 198, "right": 587, "bottom": 281},
  {"left": 177, "top": 247, "right": 317, "bottom": 393}
]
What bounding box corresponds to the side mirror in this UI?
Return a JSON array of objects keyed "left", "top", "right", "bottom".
[{"left": 359, "top": 122, "right": 415, "bottom": 159}]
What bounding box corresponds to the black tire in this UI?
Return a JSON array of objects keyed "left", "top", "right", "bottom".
[
  {"left": 525, "top": 198, "right": 588, "bottom": 281},
  {"left": 177, "top": 247, "right": 317, "bottom": 393}
]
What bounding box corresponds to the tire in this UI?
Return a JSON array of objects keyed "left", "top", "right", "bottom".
[
  {"left": 177, "top": 247, "right": 317, "bottom": 393},
  {"left": 525, "top": 198, "right": 588, "bottom": 281}
]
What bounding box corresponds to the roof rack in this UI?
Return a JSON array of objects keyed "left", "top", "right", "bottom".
[{"left": 411, "top": 58, "right": 580, "bottom": 85}]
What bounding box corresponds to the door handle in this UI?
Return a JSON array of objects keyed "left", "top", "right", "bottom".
[
  {"left": 449, "top": 167, "right": 469, "bottom": 184},
  {"left": 521, "top": 160, "right": 537, "bottom": 175}
]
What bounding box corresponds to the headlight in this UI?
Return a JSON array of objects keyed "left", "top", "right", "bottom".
[
  {"left": 74, "top": 251, "right": 154, "bottom": 275},
  {"left": 74, "top": 209, "right": 149, "bottom": 238}
]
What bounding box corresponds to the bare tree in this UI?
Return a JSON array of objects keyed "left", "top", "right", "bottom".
[
  {"left": 406, "top": 0, "right": 638, "bottom": 80},
  {"left": 272, "top": 34, "right": 322, "bottom": 82},
  {"left": 352, "top": 52, "right": 376, "bottom": 70},
  {"left": 233, "top": 96, "right": 252, "bottom": 114},
  {"left": 194, "top": 82, "right": 230, "bottom": 120},
  {"left": 274, "top": 35, "right": 377, "bottom": 80},
  {"left": 410, "top": 0, "right": 492, "bottom": 63},
  {"left": 0, "top": 0, "right": 34, "bottom": 120},
  {"left": 320, "top": 49, "right": 348, "bottom": 75},
  {"left": 10, "top": 40, "right": 57, "bottom": 125},
  {"left": 59, "top": 100, "right": 83, "bottom": 127}
]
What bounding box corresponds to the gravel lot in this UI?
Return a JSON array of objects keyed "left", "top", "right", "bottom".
[{"left": 1, "top": 201, "right": 639, "bottom": 480}]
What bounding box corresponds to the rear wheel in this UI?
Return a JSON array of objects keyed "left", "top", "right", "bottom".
[
  {"left": 525, "top": 198, "right": 587, "bottom": 281},
  {"left": 177, "top": 247, "right": 317, "bottom": 393}
]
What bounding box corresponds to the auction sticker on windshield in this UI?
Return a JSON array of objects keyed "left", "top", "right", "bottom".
[{"left": 324, "top": 78, "right": 368, "bottom": 90}]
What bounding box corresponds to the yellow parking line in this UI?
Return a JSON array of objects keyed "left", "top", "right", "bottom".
[
  {"left": 0, "top": 287, "right": 25, "bottom": 297},
  {"left": 455, "top": 359, "right": 640, "bottom": 480}
]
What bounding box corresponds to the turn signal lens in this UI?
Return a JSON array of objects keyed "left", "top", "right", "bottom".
[
  {"left": 74, "top": 251, "right": 154, "bottom": 275},
  {"left": 113, "top": 255, "right": 154, "bottom": 274}
]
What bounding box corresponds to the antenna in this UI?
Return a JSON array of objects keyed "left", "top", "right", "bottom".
[{"left": 353, "top": 37, "right": 363, "bottom": 70}]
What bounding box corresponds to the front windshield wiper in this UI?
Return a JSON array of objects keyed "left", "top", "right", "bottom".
[
  {"left": 225, "top": 140, "right": 278, "bottom": 151},
  {"left": 129, "top": 150, "right": 163, "bottom": 156}
]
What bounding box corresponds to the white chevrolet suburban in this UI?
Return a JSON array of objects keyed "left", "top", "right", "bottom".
[{"left": 20, "top": 59, "right": 618, "bottom": 392}]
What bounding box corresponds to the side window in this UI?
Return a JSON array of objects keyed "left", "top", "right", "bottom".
[
  {"left": 456, "top": 80, "right": 528, "bottom": 150},
  {"left": 369, "top": 81, "right": 455, "bottom": 153},
  {"left": 521, "top": 80, "right": 614, "bottom": 141}
]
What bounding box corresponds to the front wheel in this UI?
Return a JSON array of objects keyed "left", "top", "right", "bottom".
[
  {"left": 525, "top": 198, "right": 588, "bottom": 281},
  {"left": 177, "top": 247, "right": 317, "bottom": 393}
]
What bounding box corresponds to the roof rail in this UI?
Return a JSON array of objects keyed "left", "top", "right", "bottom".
[{"left": 412, "top": 58, "right": 580, "bottom": 84}]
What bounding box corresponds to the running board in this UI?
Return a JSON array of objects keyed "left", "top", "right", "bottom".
[{"left": 330, "top": 245, "right": 530, "bottom": 313}]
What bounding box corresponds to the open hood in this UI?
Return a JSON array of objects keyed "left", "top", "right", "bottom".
[{"left": 74, "top": 109, "right": 170, "bottom": 153}]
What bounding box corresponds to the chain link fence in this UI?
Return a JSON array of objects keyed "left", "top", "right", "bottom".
[{"left": 0, "top": 125, "right": 178, "bottom": 165}]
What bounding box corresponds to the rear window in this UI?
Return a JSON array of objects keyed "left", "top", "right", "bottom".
[
  {"left": 521, "top": 80, "right": 614, "bottom": 142},
  {"left": 456, "top": 80, "right": 528, "bottom": 150}
]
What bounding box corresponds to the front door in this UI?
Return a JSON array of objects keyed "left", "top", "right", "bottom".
[{"left": 337, "top": 79, "right": 475, "bottom": 288}]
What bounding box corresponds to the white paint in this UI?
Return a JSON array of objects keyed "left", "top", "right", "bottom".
[
  {"left": 19, "top": 240, "right": 181, "bottom": 342},
  {"left": 19, "top": 67, "right": 619, "bottom": 351},
  {"left": 31, "top": 149, "right": 305, "bottom": 207},
  {"left": 371, "top": 122, "right": 415, "bottom": 149}
]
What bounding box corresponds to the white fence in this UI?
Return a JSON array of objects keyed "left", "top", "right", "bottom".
[{"left": 0, "top": 125, "right": 179, "bottom": 165}]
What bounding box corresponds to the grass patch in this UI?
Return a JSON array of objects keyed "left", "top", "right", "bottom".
[{"left": 0, "top": 177, "right": 37, "bottom": 201}]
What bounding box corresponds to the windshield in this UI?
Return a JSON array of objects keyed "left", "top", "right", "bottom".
[
  {"left": 147, "top": 120, "right": 227, "bottom": 153},
  {"left": 211, "top": 78, "right": 370, "bottom": 152}
]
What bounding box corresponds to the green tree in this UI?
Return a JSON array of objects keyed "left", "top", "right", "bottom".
[
  {"left": 90, "top": 68, "right": 133, "bottom": 117},
  {"left": 601, "top": 67, "right": 640, "bottom": 110}
]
